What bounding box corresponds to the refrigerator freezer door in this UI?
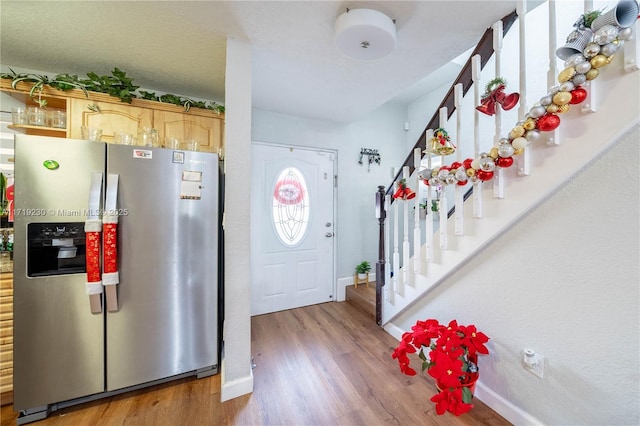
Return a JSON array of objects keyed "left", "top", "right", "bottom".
[
  {"left": 13, "top": 135, "right": 106, "bottom": 410},
  {"left": 105, "top": 145, "right": 219, "bottom": 391}
]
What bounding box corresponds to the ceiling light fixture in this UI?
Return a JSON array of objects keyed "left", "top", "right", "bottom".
[{"left": 334, "top": 8, "right": 396, "bottom": 60}]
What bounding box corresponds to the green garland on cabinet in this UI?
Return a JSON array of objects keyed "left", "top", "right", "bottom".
[{"left": 0, "top": 67, "right": 225, "bottom": 114}]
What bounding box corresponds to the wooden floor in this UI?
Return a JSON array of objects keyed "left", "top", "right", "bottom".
[{"left": 1, "top": 302, "right": 510, "bottom": 425}]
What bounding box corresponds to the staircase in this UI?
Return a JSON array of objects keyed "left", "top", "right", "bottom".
[
  {"left": 345, "top": 283, "right": 376, "bottom": 317},
  {"left": 376, "top": 4, "right": 639, "bottom": 422},
  {"left": 377, "top": 1, "right": 640, "bottom": 328}
]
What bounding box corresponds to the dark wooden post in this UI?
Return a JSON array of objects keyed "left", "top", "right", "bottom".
[{"left": 375, "top": 185, "right": 386, "bottom": 326}]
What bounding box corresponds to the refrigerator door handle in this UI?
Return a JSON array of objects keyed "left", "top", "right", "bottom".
[
  {"left": 85, "top": 172, "right": 104, "bottom": 314},
  {"left": 103, "top": 173, "right": 120, "bottom": 312}
]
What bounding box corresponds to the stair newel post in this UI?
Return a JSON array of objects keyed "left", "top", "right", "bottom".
[
  {"left": 402, "top": 166, "right": 411, "bottom": 286},
  {"left": 454, "top": 83, "right": 464, "bottom": 236},
  {"left": 493, "top": 19, "right": 506, "bottom": 199},
  {"left": 375, "top": 185, "right": 386, "bottom": 325},
  {"left": 425, "top": 129, "right": 434, "bottom": 263},
  {"left": 413, "top": 148, "right": 422, "bottom": 275},
  {"left": 438, "top": 108, "right": 448, "bottom": 250},
  {"left": 471, "top": 55, "right": 484, "bottom": 218},
  {"left": 517, "top": 0, "right": 532, "bottom": 177}
]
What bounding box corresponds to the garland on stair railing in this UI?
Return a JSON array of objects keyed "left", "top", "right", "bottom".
[{"left": 419, "top": 4, "right": 638, "bottom": 191}]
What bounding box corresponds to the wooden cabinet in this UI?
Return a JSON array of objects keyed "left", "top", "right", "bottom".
[
  {"left": 1, "top": 80, "right": 225, "bottom": 153},
  {"left": 68, "top": 99, "right": 153, "bottom": 143},
  {"left": 154, "top": 110, "right": 223, "bottom": 153},
  {"left": 0, "top": 272, "right": 12, "bottom": 405}
]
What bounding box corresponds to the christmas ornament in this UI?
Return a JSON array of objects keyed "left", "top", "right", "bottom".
[
  {"left": 529, "top": 104, "right": 547, "bottom": 118},
  {"left": 476, "top": 77, "right": 519, "bottom": 116},
  {"left": 475, "top": 170, "right": 494, "bottom": 181},
  {"left": 536, "top": 114, "right": 561, "bottom": 131},
  {"left": 590, "top": 54, "right": 609, "bottom": 68},
  {"left": 427, "top": 128, "right": 456, "bottom": 155},
  {"left": 583, "top": 42, "right": 601, "bottom": 58},
  {"left": 593, "top": 25, "right": 619, "bottom": 44},
  {"left": 552, "top": 91, "right": 573, "bottom": 105},
  {"left": 393, "top": 179, "right": 416, "bottom": 200},
  {"left": 512, "top": 137, "right": 529, "bottom": 150},
  {"left": 570, "top": 87, "right": 588, "bottom": 104},
  {"left": 558, "top": 67, "right": 576, "bottom": 83},
  {"left": 585, "top": 69, "right": 600, "bottom": 80},
  {"left": 496, "top": 157, "right": 514, "bottom": 168}
]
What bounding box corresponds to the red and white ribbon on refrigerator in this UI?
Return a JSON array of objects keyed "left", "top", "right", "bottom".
[
  {"left": 103, "top": 174, "right": 120, "bottom": 312},
  {"left": 85, "top": 173, "right": 103, "bottom": 299}
]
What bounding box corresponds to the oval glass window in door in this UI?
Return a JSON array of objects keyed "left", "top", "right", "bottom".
[{"left": 272, "top": 167, "right": 309, "bottom": 246}]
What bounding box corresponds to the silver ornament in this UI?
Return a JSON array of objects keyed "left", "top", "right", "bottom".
[
  {"left": 479, "top": 152, "right": 489, "bottom": 158},
  {"left": 564, "top": 53, "right": 586, "bottom": 68},
  {"left": 572, "top": 74, "right": 587, "bottom": 85},
  {"left": 455, "top": 168, "right": 467, "bottom": 182},
  {"left": 547, "top": 85, "right": 560, "bottom": 95},
  {"left": 498, "top": 137, "right": 510, "bottom": 145},
  {"left": 583, "top": 43, "right": 601, "bottom": 58},
  {"left": 479, "top": 157, "right": 496, "bottom": 172},
  {"left": 559, "top": 81, "right": 575, "bottom": 92},
  {"left": 594, "top": 25, "right": 619, "bottom": 45},
  {"left": 618, "top": 27, "right": 633, "bottom": 41},
  {"left": 601, "top": 42, "right": 618, "bottom": 57},
  {"left": 498, "top": 143, "right": 515, "bottom": 158},
  {"left": 417, "top": 168, "right": 432, "bottom": 180},
  {"left": 529, "top": 104, "right": 547, "bottom": 118},
  {"left": 428, "top": 177, "right": 441, "bottom": 186},
  {"left": 438, "top": 169, "right": 449, "bottom": 179},
  {"left": 575, "top": 61, "right": 592, "bottom": 74},
  {"left": 469, "top": 175, "right": 479, "bottom": 184},
  {"left": 525, "top": 130, "right": 541, "bottom": 142},
  {"left": 540, "top": 95, "right": 553, "bottom": 106},
  {"left": 445, "top": 174, "right": 456, "bottom": 185}
]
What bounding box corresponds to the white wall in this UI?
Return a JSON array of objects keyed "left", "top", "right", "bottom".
[
  {"left": 251, "top": 103, "right": 407, "bottom": 279},
  {"left": 392, "top": 124, "right": 639, "bottom": 425},
  {"left": 220, "top": 37, "right": 253, "bottom": 401}
]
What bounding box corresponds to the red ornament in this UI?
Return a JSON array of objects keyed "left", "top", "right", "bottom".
[
  {"left": 476, "top": 170, "right": 494, "bottom": 181},
  {"left": 457, "top": 180, "right": 468, "bottom": 186},
  {"left": 463, "top": 158, "right": 474, "bottom": 169},
  {"left": 569, "top": 87, "right": 588, "bottom": 105},
  {"left": 423, "top": 179, "right": 430, "bottom": 186},
  {"left": 536, "top": 113, "right": 561, "bottom": 131},
  {"left": 450, "top": 161, "right": 462, "bottom": 170},
  {"left": 496, "top": 157, "right": 514, "bottom": 168}
]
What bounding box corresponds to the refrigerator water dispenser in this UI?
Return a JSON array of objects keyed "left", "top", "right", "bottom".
[{"left": 27, "top": 222, "right": 86, "bottom": 277}]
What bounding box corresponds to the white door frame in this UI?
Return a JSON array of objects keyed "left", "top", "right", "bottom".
[{"left": 250, "top": 141, "right": 338, "bottom": 312}]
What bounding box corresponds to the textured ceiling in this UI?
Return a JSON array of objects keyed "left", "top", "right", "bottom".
[{"left": 0, "top": 1, "right": 523, "bottom": 123}]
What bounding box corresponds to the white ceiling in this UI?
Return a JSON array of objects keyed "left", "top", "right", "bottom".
[{"left": 0, "top": 1, "right": 522, "bottom": 123}]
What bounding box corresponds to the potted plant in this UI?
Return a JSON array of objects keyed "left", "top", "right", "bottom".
[
  {"left": 354, "top": 261, "right": 371, "bottom": 288},
  {"left": 392, "top": 319, "right": 490, "bottom": 416}
]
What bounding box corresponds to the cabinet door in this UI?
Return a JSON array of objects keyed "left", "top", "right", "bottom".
[
  {"left": 69, "top": 99, "right": 153, "bottom": 143},
  {"left": 154, "top": 111, "right": 223, "bottom": 153}
]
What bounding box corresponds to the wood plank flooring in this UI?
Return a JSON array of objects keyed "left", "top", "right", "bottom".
[{"left": 1, "top": 301, "right": 510, "bottom": 425}]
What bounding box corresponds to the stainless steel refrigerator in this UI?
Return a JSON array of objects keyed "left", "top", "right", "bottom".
[{"left": 13, "top": 135, "right": 220, "bottom": 423}]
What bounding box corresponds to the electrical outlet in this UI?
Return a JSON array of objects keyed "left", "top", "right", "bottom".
[{"left": 522, "top": 348, "right": 545, "bottom": 379}]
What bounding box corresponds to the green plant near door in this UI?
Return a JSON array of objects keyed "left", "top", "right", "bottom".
[{"left": 355, "top": 261, "right": 371, "bottom": 275}]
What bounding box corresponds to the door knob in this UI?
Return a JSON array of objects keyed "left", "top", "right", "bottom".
[
  {"left": 325, "top": 232, "right": 333, "bottom": 238},
  {"left": 325, "top": 222, "right": 332, "bottom": 227}
]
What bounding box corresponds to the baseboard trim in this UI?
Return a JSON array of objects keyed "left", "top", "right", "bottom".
[
  {"left": 474, "top": 381, "right": 543, "bottom": 426},
  {"left": 220, "top": 360, "right": 254, "bottom": 402}
]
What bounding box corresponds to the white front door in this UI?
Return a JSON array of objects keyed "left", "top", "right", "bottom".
[{"left": 250, "top": 143, "right": 335, "bottom": 316}]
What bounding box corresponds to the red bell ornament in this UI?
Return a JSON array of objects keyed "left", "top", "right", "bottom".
[
  {"left": 393, "top": 187, "right": 405, "bottom": 199},
  {"left": 475, "top": 170, "right": 494, "bottom": 181},
  {"left": 570, "top": 87, "right": 588, "bottom": 104},
  {"left": 536, "top": 113, "right": 561, "bottom": 131},
  {"left": 500, "top": 92, "right": 520, "bottom": 110},
  {"left": 496, "top": 157, "right": 514, "bottom": 168},
  {"left": 404, "top": 187, "right": 416, "bottom": 200}
]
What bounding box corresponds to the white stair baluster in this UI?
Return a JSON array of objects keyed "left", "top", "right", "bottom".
[
  {"left": 547, "top": 0, "right": 562, "bottom": 144},
  {"left": 517, "top": 0, "right": 531, "bottom": 177},
  {"left": 493, "top": 19, "right": 506, "bottom": 199},
  {"left": 402, "top": 166, "right": 410, "bottom": 287},
  {"left": 438, "top": 108, "right": 448, "bottom": 250},
  {"left": 424, "top": 129, "right": 434, "bottom": 263},
  {"left": 413, "top": 148, "right": 421, "bottom": 275},
  {"left": 472, "top": 55, "right": 484, "bottom": 218},
  {"left": 393, "top": 196, "right": 400, "bottom": 295},
  {"left": 454, "top": 83, "right": 464, "bottom": 236}
]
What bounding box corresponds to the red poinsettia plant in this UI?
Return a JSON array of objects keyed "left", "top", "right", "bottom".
[{"left": 392, "top": 319, "right": 490, "bottom": 416}]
